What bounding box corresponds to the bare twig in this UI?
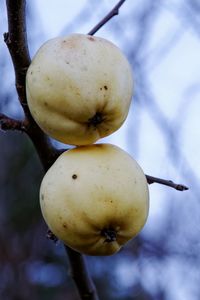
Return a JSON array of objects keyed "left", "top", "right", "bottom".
[
  {"left": 4, "top": 1, "right": 98, "bottom": 299},
  {"left": 88, "top": 0, "right": 126, "bottom": 35},
  {"left": 66, "top": 246, "right": 99, "bottom": 300},
  {"left": 0, "top": 113, "right": 26, "bottom": 132},
  {"left": 146, "top": 175, "right": 189, "bottom": 191}
]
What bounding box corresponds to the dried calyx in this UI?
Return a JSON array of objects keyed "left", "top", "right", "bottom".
[
  {"left": 101, "top": 228, "right": 117, "bottom": 243},
  {"left": 88, "top": 112, "right": 104, "bottom": 127}
]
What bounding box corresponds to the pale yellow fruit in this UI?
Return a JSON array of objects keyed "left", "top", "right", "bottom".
[
  {"left": 40, "top": 144, "right": 149, "bottom": 256},
  {"left": 26, "top": 34, "right": 133, "bottom": 145}
]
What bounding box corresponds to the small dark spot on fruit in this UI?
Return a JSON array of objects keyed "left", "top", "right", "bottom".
[
  {"left": 72, "top": 174, "right": 78, "bottom": 179},
  {"left": 100, "top": 87, "right": 102, "bottom": 91},
  {"left": 62, "top": 223, "right": 67, "bottom": 228},
  {"left": 41, "top": 194, "right": 44, "bottom": 201},
  {"left": 88, "top": 36, "right": 95, "bottom": 42},
  {"left": 104, "top": 85, "right": 108, "bottom": 90},
  {"left": 44, "top": 101, "right": 48, "bottom": 106}
]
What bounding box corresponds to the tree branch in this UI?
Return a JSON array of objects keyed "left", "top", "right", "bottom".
[
  {"left": 88, "top": 0, "right": 126, "bottom": 35},
  {"left": 0, "top": 113, "right": 26, "bottom": 132},
  {"left": 4, "top": 1, "right": 98, "bottom": 299},
  {"left": 66, "top": 246, "right": 99, "bottom": 300},
  {"left": 4, "top": 0, "right": 30, "bottom": 113},
  {"left": 146, "top": 175, "right": 189, "bottom": 191}
]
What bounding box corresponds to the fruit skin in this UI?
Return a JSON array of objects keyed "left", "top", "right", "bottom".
[
  {"left": 26, "top": 34, "right": 133, "bottom": 145},
  {"left": 40, "top": 144, "right": 149, "bottom": 256}
]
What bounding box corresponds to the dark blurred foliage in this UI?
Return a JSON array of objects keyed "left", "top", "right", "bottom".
[{"left": 1, "top": 0, "right": 200, "bottom": 299}]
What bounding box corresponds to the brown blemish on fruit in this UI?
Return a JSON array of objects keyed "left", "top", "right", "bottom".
[
  {"left": 100, "top": 86, "right": 108, "bottom": 91},
  {"left": 87, "top": 36, "right": 95, "bottom": 42},
  {"left": 72, "top": 174, "right": 78, "bottom": 179},
  {"left": 41, "top": 194, "right": 44, "bottom": 201},
  {"left": 61, "top": 39, "right": 77, "bottom": 49},
  {"left": 62, "top": 223, "right": 67, "bottom": 229}
]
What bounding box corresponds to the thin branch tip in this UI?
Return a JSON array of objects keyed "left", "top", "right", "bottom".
[
  {"left": 88, "top": 0, "right": 126, "bottom": 35},
  {"left": 146, "top": 175, "right": 189, "bottom": 191},
  {"left": 176, "top": 184, "right": 189, "bottom": 191}
]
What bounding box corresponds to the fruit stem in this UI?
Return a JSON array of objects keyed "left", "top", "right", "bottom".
[{"left": 101, "top": 228, "right": 117, "bottom": 243}]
